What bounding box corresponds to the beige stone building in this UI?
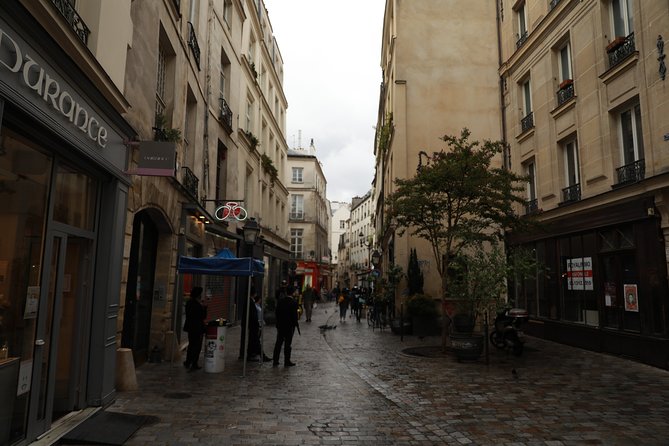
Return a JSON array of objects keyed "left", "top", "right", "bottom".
[
  {"left": 500, "top": 0, "right": 669, "bottom": 368},
  {"left": 350, "top": 191, "right": 375, "bottom": 287},
  {"left": 120, "top": 0, "right": 290, "bottom": 365},
  {"left": 374, "top": 0, "right": 503, "bottom": 301},
  {"left": 286, "top": 141, "right": 330, "bottom": 292}
]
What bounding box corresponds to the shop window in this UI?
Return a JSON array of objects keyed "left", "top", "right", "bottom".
[
  {"left": 0, "top": 127, "right": 53, "bottom": 443},
  {"left": 53, "top": 164, "right": 97, "bottom": 231},
  {"left": 560, "top": 234, "right": 598, "bottom": 326}
]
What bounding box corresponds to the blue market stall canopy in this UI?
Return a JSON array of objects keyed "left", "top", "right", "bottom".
[{"left": 177, "top": 248, "right": 264, "bottom": 276}]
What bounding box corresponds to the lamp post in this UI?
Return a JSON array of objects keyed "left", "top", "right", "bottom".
[
  {"left": 358, "top": 231, "right": 372, "bottom": 288},
  {"left": 241, "top": 218, "right": 260, "bottom": 376}
]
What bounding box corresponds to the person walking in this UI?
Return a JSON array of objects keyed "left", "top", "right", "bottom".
[
  {"left": 183, "top": 286, "right": 206, "bottom": 371},
  {"left": 338, "top": 288, "right": 349, "bottom": 322},
  {"left": 303, "top": 285, "right": 316, "bottom": 323},
  {"left": 273, "top": 284, "right": 299, "bottom": 367}
]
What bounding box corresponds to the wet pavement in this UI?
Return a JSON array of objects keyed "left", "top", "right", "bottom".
[{"left": 106, "top": 303, "right": 669, "bottom": 445}]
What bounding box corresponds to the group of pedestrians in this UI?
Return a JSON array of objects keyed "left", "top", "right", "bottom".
[
  {"left": 333, "top": 286, "right": 369, "bottom": 323},
  {"left": 182, "top": 280, "right": 321, "bottom": 370}
]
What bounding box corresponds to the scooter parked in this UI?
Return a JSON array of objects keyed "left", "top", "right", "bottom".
[{"left": 489, "top": 308, "right": 528, "bottom": 356}]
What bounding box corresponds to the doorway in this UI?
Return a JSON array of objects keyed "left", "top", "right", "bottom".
[
  {"left": 30, "top": 231, "right": 94, "bottom": 436},
  {"left": 121, "top": 211, "right": 159, "bottom": 365}
]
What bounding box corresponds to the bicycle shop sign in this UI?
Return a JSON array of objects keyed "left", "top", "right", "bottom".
[
  {"left": 214, "top": 202, "right": 248, "bottom": 221},
  {"left": 0, "top": 26, "right": 109, "bottom": 147}
]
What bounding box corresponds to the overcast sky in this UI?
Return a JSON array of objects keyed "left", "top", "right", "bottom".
[{"left": 263, "top": 0, "right": 386, "bottom": 203}]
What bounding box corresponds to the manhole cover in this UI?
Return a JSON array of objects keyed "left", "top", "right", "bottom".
[{"left": 163, "top": 392, "right": 192, "bottom": 399}]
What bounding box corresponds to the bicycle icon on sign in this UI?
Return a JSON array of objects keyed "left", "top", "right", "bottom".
[{"left": 215, "top": 202, "right": 248, "bottom": 221}]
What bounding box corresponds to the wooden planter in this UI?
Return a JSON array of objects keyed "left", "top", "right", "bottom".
[
  {"left": 558, "top": 78, "right": 573, "bottom": 90},
  {"left": 606, "top": 36, "right": 626, "bottom": 53}
]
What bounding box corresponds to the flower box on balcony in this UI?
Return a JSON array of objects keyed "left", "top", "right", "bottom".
[
  {"left": 558, "top": 78, "right": 573, "bottom": 90},
  {"left": 606, "top": 36, "right": 626, "bottom": 53}
]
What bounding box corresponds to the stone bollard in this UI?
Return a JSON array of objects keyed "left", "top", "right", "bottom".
[{"left": 115, "top": 348, "right": 138, "bottom": 391}]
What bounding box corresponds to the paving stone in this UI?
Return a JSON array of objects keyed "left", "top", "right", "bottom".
[{"left": 99, "top": 303, "right": 669, "bottom": 445}]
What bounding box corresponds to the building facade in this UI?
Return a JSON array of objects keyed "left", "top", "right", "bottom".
[
  {"left": 500, "top": 0, "right": 669, "bottom": 369},
  {"left": 119, "top": 0, "right": 291, "bottom": 369},
  {"left": 374, "top": 0, "right": 503, "bottom": 300},
  {"left": 329, "top": 201, "right": 351, "bottom": 269},
  {"left": 286, "top": 141, "right": 330, "bottom": 292},
  {"left": 0, "top": 1, "right": 134, "bottom": 443},
  {"left": 350, "top": 191, "right": 374, "bottom": 287}
]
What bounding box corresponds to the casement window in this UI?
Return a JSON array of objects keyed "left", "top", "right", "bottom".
[
  {"left": 610, "top": 0, "right": 633, "bottom": 38},
  {"left": 558, "top": 43, "right": 572, "bottom": 83},
  {"left": 562, "top": 139, "right": 581, "bottom": 202},
  {"left": 223, "top": 0, "right": 232, "bottom": 26},
  {"left": 516, "top": 2, "right": 528, "bottom": 48},
  {"left": 564, "top": 140, "right": 580, "bottom": 187},
  {"left": 619, "top": 103, "right": 644, "bottom": 165},
  {"left": 245, "top": 96, "right": 254, "bottom": 132},
  {"left": 527, "top": 161, "right": 536, "bottom": 200},
  {"left": 156, "top": 45, "right": 167, "bottom": 116},
  {"left": 290, "top": 229, "right": 303, "bottom": 259},
  {"left": 290, "top": 195, "right": 304, "bottom": 219},
  {"left": 292, "top": 167, "right": 303, "bottom": 183},
  {"left": 520, "top": 78, "right": 534, "bottom": 132},
  {"left": 216, "top": 143, "right": 228, "bottom": 202}
]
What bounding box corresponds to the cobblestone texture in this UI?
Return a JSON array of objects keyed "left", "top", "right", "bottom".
[{"left": 104, "top": 304, "right": 669, "bottom": 445}]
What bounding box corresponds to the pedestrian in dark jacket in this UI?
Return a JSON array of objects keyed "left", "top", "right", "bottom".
[
  {"left": 273, "top": 284, "right": 299, "bottom": 367},
  {"left": 183, "top": 286, "right": 206, "bottom": 370}
]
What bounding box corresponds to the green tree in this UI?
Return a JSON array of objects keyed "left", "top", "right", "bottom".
[
  {"left": 407, "top": 248, "right": 424, "bottom": 296},
  {"left": 386, "top": 128, "right": 534, "bottom": 347}
]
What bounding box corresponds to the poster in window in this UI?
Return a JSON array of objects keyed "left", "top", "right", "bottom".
[
  {"left": 566, "top": 257, "right": 593, "bottom": 290},
  {"left": 604, "top": 282, "right": 616, "bottom": 307},
  {"left": 623, "top": 284, "right": 638, "bottom": 312}
]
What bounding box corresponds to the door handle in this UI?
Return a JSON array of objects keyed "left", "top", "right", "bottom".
[{"left": 35, "top": 339, "right": 45, "bottom": 346}]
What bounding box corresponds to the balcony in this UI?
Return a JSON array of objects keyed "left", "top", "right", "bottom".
[
  {"left": 181, "top": 166, "right": 199, "bottom": 200},
  {"left": 50, "top": 0, "right": 91, "bottom": 45},
  {"left": 560, "top": 183, "right": 581, "bottom": 204},
  {"left": 525, "top": 199, "right": 538, "bottom": 215},
  {"left": 289, "top": 212, "right": 304, "bottom": 221},
  {"left": 615, "top": 159, "right": 645, "bottom": 186},
  {"left": 607, "top": 33, "right": 635, "bottom": 69},
  {"left": 556, "top": 80, "right": 574, "bottom": 107},
  {"left": 516, "top": 31, "right": 528, "bottom": 50},
  {"left": 219, "top": 97, "right": 233, "bottom": 133},
  {"left": 187, "top": 22, "right": 201, "bottom": 70},
  {"left": 520, "top": 112, "right": 534, "bottom": 133}
]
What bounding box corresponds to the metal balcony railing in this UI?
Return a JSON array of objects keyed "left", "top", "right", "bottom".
[
  {"left": 525, "top": 198, "right": 538, "bottom": 215},
  {"left": 516, "top": 31, "right": 528, "bottom": 49},
  {"left": 181, "top": 166, "right": 199, "bottom": 200},
  {"left": 615, "top": 159, "right": 645, "bottom": 186},
  {"left": 219, "top": 97, "right": 233, "bottom": 132},
  {"left": 289, "top": 212, "right": 304, "bottom": 220},
  {"left": 187, "top": 22, "right": 201, "bottom": 70},
  {"left": 561, "top": 183, "right": 581, "bottom": 203},
  {"left": 549, "top": 0, "right": 561, "bottom": 10},
  {"left": 50, "top": 0, "right": 91, "bottom": 45},
  {"left": 557, "top": 82, "right": 575, "bottom": 106},
  {"left": 607, "top": 33, "right": 635, "bottom": 69},
  {"left": 521, "top": 112, "right": 534, "bottom": 133}
]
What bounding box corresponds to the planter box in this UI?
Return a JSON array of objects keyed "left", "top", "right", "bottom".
[
  {"left": 558, "top": 78, "right": 573, "bottom": 90},
  {"left": 450, "top": 333, "right": 484, "bottom": 361},
  {"left": 606, "top": 36, "right": 626, "bottom": 53}
]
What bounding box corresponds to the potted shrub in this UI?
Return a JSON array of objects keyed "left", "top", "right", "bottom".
[
  {"left": 558, "top": 78, "right": 573, "bottom": 90},
  {"left": 606, "top": 36, "right": 626, "bottom": 53},
  {"left": 406, "top": 294, "right": 439, "bottom": 338}
]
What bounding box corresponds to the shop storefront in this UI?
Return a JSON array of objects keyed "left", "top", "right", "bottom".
[
  {"left": 509, "top": 196, "right": 669, "bottom": 369},
  {"left": 0, "top": 11, "right": 132, "bottom": 445}
]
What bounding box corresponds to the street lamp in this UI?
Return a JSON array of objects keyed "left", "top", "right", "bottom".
[
  {"left": 358, "top": 231, "right": 372, "bottom": 267},
  {"left": 242, "top": 218, "right": 260, "bottom": 244}
]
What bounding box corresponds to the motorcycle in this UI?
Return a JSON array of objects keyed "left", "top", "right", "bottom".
[{"left": 489, "top": 308, "right": 528, "bottom": 356}]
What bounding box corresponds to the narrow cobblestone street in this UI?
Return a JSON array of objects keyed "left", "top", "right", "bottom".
[{"left": 108, "top": 303, "right": 669, "bottom": 445}]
